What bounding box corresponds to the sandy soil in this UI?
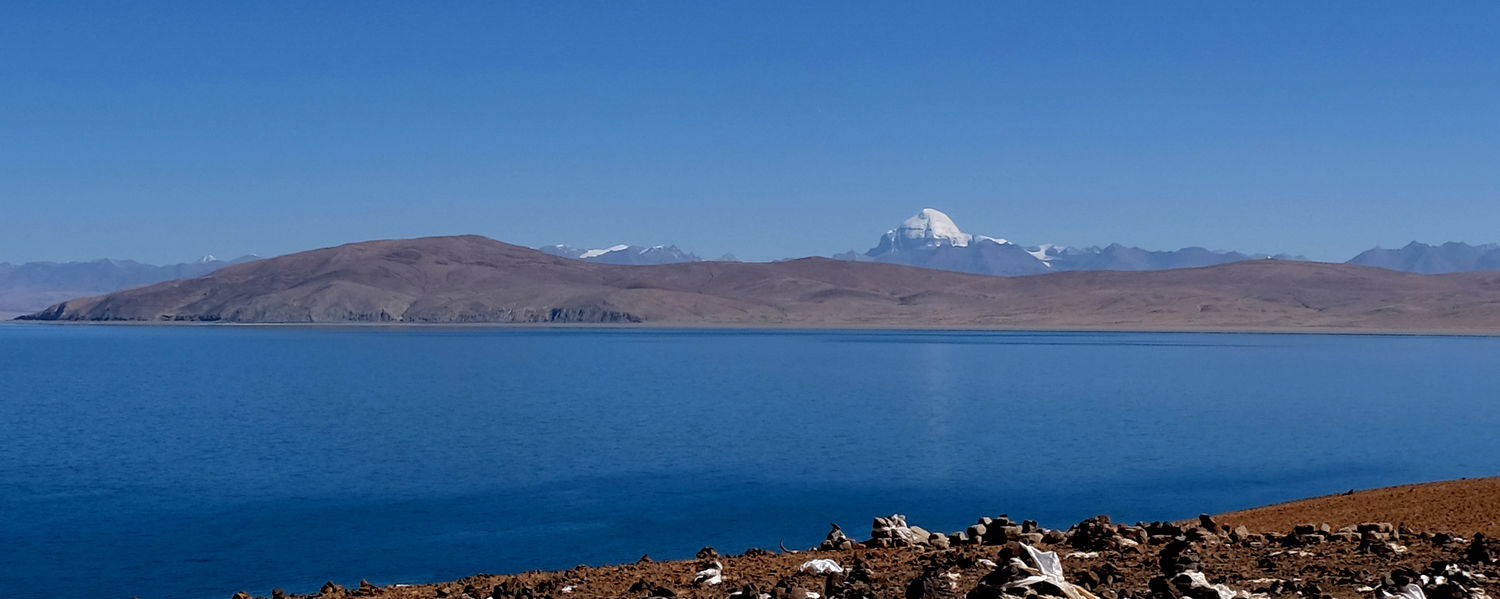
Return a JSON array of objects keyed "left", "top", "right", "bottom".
[
  {"left": 233, "top": 477, "right": 1500, "bottom": 599},
  {"left": 1217, "top": 477, "right": 1500, "bottom": 537}
]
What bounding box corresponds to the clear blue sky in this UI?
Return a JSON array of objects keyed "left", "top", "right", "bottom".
[{"left": 3, "top": 2, "right": 1499, "bottom": 263}]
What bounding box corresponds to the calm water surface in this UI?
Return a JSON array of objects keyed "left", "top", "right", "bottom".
[{"left": 3, "top": 325, "right": 1499, "bottom": 599}]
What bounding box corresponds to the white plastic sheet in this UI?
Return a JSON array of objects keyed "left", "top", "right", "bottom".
[
  {"left": 1178, "top": 571, "right": 1238, "bottom": 599},
  {"left": 998, "top": 545, "right": 1100, "bottom": 599},
  {"left": 799, "top": 559, "right": 846, "bottom": 575}
]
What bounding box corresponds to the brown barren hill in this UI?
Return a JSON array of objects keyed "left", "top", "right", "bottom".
[
  {"left": 1217, "top": 476, "right": 1500, "bottom": 535},
  {"left": 18, "top": 234, "right": 1500, "bottom": 331}
]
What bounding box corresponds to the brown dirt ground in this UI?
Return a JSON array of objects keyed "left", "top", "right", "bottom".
[{"left": 1216, "top": 477, "right": 1500, "bottom": 536}]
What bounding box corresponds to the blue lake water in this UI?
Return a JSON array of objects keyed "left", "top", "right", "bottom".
[{"left": 3, "top": 325, "right": 1499, "bottom": 599}]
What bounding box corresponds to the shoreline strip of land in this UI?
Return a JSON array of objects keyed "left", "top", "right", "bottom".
[{"left": 225, "top": 477, "right": 1500, "bottom": 599}]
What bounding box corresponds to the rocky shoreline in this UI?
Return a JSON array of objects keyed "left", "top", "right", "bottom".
[{"left": 225, "top": 482, "right": 1500, "bottom": 599}]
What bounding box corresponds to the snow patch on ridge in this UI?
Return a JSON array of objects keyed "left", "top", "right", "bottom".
[
  {"left": 1028, "top": 244, "right": 1063, "bottom": 263},
  {"left": 580, "top": 244, "right": 630, "bottom": 259}
]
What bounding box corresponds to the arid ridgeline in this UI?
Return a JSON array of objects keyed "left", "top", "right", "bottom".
[
  {"left": 21, "top": 235, "right": 1500, "bottom": 331},
  {"left": 233, "top": 478, "right": 1500, "bottom": 599}
]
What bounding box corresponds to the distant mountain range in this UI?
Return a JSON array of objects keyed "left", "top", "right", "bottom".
[
  {"left": 1347, "top": 241, "right": 1500, "bottom": 274},
  {"left": 833, "top": 208, "right": 1301, "bottom": 276},
  {"left": 0, "top": 255, "right": 258, "bottom": 315},
  {"left": 20, "top": 235, "right": 1500, "bottom": 333},
  {"left": 6, "top": 211, "right": 1500, "bottom": 317},
  {"left": 529, "top": 210, "right": 1500, "bottom": 280}
]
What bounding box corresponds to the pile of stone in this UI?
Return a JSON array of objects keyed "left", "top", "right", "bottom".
[
  {"left": 1060, "top": 515, "right": 1267, "bottom": 553},
  {"left": 951, "top": 516, "right": 1066, "bottom": 547},
  {"left": 1253, "top": 521, "right": 1411, "bottom": 549},
  {"left": 868, "top": 514, "right": 950, "bottom": 549},
  {"left": 820, "top": 524, "right": 859, "bottom": 551}
]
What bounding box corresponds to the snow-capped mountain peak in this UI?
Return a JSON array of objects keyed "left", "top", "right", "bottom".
[
  {"left": 855, "top": 208, "right": 1043, "bottom": 275},
  {"left": 870, "top": 208, "right": 1012, "bottom": 256},
  {"left": 894, "top": 208, "right": 975, "bottom": 247}
]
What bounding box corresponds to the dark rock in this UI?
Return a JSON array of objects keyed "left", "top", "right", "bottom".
[
  {"left": 1429, "top": 582, "right": 1472, "bottom": 599},
  {"left": 272, "top": 590, "right": 286, "bottom": 599},
  {"left": 1169, "top": 572, "right": 1228, "bottom": 599},
  {"left": 232, "top": 592, "right": 253, "bottom": 599},
  {"left": 627, "top": 579, "right": 676, "bottom": 597},
  {"left": 1466, "top": 533, "right": 1499, "bottom": 564},
  {"left": 1147, "top": 575, "right": 1179, "bottom": 599},
  {"left": 908, "top": 570, "right": 963, "bottom": 599},
  {"left": 1094, "top": 563, "right": 1123, "bottom": 587},
  {"left": 1118, "top": 526, "right": 1149, "bottom": 544},
  {"left": 1159, "top": 539, "right": 1200, "bottom": 576},
  {"left": 849, "top": 557, "right": 876, "bottom": 584},
  {"left": 697, "top": 546, "right": 720, "bottom": 559},
  {"left": 1184, "top": 527, "right": 1217, "bottom": 543},
  {"left": 1144, "top": 522, "right": 1187, "bottom": 538},
  {"left": 1069, "top": 515, "right": 1120, "bottom": 551},
  {"left": 319, "top": 582, "right": 345, "bottom": 596}
]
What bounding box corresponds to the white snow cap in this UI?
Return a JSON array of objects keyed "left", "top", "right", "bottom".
[
  {"left": 897, "top": 208, "right": 973, "bottom": 247},
  {"left": 890, "top": 208, "right": 1008, "bottom": 248}
]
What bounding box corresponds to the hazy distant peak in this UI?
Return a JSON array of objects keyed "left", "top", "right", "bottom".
[
  {"left": 1348, "top": 240, "right": 1500, "bottom": 274},
  {"left": 538, "top": 243, "right": 702, "bottom": 265},
  {"left": 1026, "top": 243, "right": 1079, "bottom": 265}
]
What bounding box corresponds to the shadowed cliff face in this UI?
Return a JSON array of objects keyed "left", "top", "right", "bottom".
[{"left": 19, "top": 234, "right": 1500, "bottom": 331}]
